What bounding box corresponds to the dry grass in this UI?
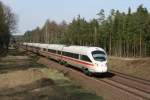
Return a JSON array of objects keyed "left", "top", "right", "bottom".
[
  {"left": 109, "top": 57, "right": 150, "bottom": 81},
  {"left": 0, "top": 49, "right": 103, "bottom": 100}
]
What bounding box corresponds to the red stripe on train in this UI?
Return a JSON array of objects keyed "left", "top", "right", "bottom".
[{"left": 41, "top": 51, "right": 94, "bottom": 66}]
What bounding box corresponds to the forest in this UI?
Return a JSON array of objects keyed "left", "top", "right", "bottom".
[
  {"left": 23, "top": 5, "right": 150, "bottom": 57},
  {"left": 0, "top": 1, "right": 17, "bottom": 54}
]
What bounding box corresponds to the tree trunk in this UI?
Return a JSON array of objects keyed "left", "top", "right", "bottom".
[
  {"left": 139, "top": 31, "right": 142, "bottom": 57},
  {"left": 109, "top": 32, "right": 112, "bottom": 56}
]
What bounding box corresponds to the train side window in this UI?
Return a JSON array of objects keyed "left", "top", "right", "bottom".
[
  {"left": 43, "top": 48, "right": 47, "bottom": 51},
  {"left": 81, "top": 55, "right": 91, "bottom": 62},
  {"left": 62, "top": 51, "right": 79, "bottom": 59},
  {"left": 53, "top": 50, "right": 56, "bottom": 53},
  {"left": 65, "top": 52, "right": 71, "bottom": 57},
  {"left": 68, "top": 52, "right": 73, "bottom": 57},
  {"left": 48, "top": 49, "right": 51, "bottom": 52},
  {"left": 73, "top": 53, "right": 79, "bottom": 59},
  {"left": 48, "top": 49, "right": 56, "bottom": 53},
  {"left": 58, "top": 51, "right": 61, "bottom": 54},
  {"left": 37, "top": 47, "right": 40, "bottom": 50},
  {"left": 62, "top": 51, "right": 65, "bottom": 55}
]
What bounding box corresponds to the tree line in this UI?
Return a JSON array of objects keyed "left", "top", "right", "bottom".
[
  {"left": 0, "top": 1, "right": 17, "bottom": 54},
  {"left": 23, "top": 5, "right": 150, "bottom": 57}
]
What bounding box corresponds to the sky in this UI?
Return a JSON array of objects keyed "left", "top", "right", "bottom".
[{"left": 1, "top": 0, "right": 150, "bottom": 35}]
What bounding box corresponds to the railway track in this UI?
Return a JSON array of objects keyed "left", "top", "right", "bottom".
[
  {"left": 99, "top": 79, "right": 150, "bottom": 100},
  {"left": 24, "top": 50, "right": 150, "bottom": 100},
  {"left": 38, "top": 57, "right": 150, "bottom": 100},
  {"left": 110, "top": 70, "right": 150, "bottom": 85},
  {"left": 98, "top": 71, "right": 150, "bottom": 100},
  {"left": 110, "top": 70, "right": 150, "bottom": 92}
]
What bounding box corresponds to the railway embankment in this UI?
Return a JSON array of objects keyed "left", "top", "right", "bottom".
[
  {"left": 1, "top": 48, "right": 149, "bottom": 100},
  {"left": 0, "top": 48, "right": 102, "bottom": 100},
  {"left": 109, "top": 57, "right": 150, "bottom": 81},
  {"left": 39, "top": 57, "right": 150, "bottom": 100}
]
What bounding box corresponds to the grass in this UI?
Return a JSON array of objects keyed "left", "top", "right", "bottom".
[
  {"left": 7, "top": 49, "right": 26, "bottom": 56},
  {"left": 108, "top": 57, "right": 150, "bottom": 81},
  {"left": 42, "top": 68, "right": 103, "bottom": 100},
  {"left": 27, "top": 54, "right": 47, "bottom": 69},
  {"left": 0, "top": 48, "right": 103, "bottom": 100}
]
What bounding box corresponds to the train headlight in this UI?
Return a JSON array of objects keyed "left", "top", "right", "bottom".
[
  {"left": 95, "top": 63, "right": 98, "bottom": 66},
  {"left": 106, "top": 63, "right": 107, "bottom": 66}
]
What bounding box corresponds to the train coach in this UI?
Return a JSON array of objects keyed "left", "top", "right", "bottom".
[{"left": 22, "top": 42, "right": 108, "bottom": 75}]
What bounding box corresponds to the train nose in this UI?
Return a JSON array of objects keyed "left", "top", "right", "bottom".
[
  {"left": 95, "top": 61, "right": 107, "bottom": 67},
  {"left": 92, "top": 61, "right": 107, "bottom": 73},
  {"left": 100, "top": 63, "right": 107, "bottom": 67}
]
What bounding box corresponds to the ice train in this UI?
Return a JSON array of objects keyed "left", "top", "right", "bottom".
[{"left": 22, "top": 43, "right": 108, "bottom": 75}]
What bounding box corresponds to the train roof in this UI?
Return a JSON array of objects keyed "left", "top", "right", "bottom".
[
  {"left": 23, "top": 43, "right": 106, "bottom": 55},
  {"left": 47, "top": 44, "right": 65, "bottom": 51},
  {"left": 46, "top": 44, "right": 104, "bottom": 55},
  {"left": 32, "top": 43, "right": 40, "bottom": 47},
  {"left": 27, "top": 43, "right": 33, "bottom": 46},
  {"left": 38, "top": 44, "right": 48, "bottom": 48},
  {"left": 62, "top": 45, "right": 105, "bottom": 55}
]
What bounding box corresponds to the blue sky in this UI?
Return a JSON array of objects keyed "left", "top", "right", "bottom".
[{"left": 1, "top": 0, "right": 150, "bottom": 35}]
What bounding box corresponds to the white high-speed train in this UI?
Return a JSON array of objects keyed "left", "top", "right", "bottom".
[{"left": 22, "top": 43, "right": 108, "bottom": 75}]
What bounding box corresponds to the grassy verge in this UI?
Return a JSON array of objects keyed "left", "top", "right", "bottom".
[
  {"left": 108, "top": 57, "right": 150, "bottom": 81},
  {"left": 42, "top": 68, "right": 103, "bottom": 100},
  {"left": 0, "top": 48, "right": 103, "bottom": 100}
]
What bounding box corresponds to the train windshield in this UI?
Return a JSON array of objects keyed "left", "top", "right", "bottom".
[{"left": 92, "top": 50, "right": 106, "bottom": 62}]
